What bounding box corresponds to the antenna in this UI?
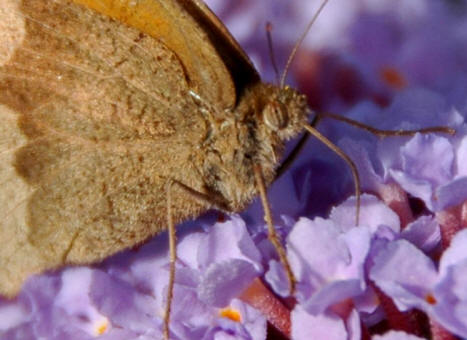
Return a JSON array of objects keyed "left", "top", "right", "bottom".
[
  {"left": 265, "top": 22, "right": 280, "bottom": 85},
  {"left": 280, "top": 0, "right": 330, "bottom": 87}
]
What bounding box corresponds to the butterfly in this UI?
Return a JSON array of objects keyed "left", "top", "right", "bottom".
[{"left": 0, "top": 0, "right": 315, "bottom": 299}]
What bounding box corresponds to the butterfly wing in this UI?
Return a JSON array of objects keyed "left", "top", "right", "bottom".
[
  {"left": 74, "top": 0, "right": 260, "bottom": 109},
  {"left": 0, "top": 0, "right": 258, "bottom": 296}
]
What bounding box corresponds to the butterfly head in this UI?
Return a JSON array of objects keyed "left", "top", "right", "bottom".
[{"left": 261, "top": 85, "right": 308, "bottom": 141}]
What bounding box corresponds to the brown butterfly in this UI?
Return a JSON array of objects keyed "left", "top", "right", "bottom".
[{"left": 0, "top": 0, "right": 316, "bottom": 298}]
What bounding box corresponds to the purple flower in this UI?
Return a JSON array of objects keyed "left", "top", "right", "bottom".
[
  {"left": 370, "top": 229, "right": 467, "bottom": 338},
  {"left": 297, "top": 0, "right": 467, "bottom": 101},
  {"left": 54, "top": 268, "right": 115, "bottom": 338},
  {"left": 291, "top": 306, "right": 361, "bottom": 340},
  {"left": 284, "top": 217, "right": 371, "bottom": 313},
  {"left": 390, "top": 132, "right": 467, "bottom": 212},
  {"left": 372, "top": 330, "right": 425, "bottom": 340},
  {"left": 200, "top": 299, "right": 266, "bottom": 340},
  {"left": 0, "top": 293, "right": 34, "bottom": 340},
  {"left": 177, "top": 216, "right": 263, "bottom": 307},
  {"left": 329, "top": 194, "right": 400, "bottom": 234},
  {"left": 330, "top": 194, "right": 441, "bottom": 255},
  {"left": 399, "top": 215, "right": 440, "bottom": 253},
  {"left": 0, "top": 217, "right": 266, "bottom": 340},
  {"left": 152, "top": 217, "right": 266, "bottom": 339},
  {"left": 274, "top": 194, "right": 446, "bottom": 337},
  {"left": 338, "top": 90, "right": 462, "bottom": 198}
]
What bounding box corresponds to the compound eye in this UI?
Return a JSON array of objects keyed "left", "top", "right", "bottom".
[{"left": 263, "top": 100, "right": 289, "bottom": 131}]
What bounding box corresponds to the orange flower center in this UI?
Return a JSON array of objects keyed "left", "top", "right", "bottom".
[
  {"left": 219, "top": 307, "right": 242, "bottom": 322},
  {"left": 380, "top": 66, "right": 407, "bottom": 89}
]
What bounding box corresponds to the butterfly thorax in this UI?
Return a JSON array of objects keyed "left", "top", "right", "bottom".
[{"left": 198, "top": 83, "right": 308, "bottom": 211}]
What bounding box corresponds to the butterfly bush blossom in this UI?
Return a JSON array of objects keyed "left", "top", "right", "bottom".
[{"left": 2, "top": 1, "right": 467, "bottom": 340}]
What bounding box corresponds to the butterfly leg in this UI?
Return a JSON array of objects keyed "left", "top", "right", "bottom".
[
  {"left": 172, "top": 180, "right": 230, "bottom": 211},
  {"left": 164, "top": 180, "right": 176, "bottom": 340},
  {"left": 317, "top": 112, "right": 455, "bottom": 137},
  {"left": 274, "top": 113, "right": 320, "bottom": 180},
  {"left": 163, "top": 179, "right": 230, "bottom": 338},
  {"left": 253, "top": 164, "right": 296, "bottom": 295},
  {"left": 303, "top": 123, "right": 361, "bottom": 225}
]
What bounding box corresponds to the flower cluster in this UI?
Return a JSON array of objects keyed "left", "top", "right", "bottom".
[{"left": 2, "top": 1, "right": 467, "bottom": 340}]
